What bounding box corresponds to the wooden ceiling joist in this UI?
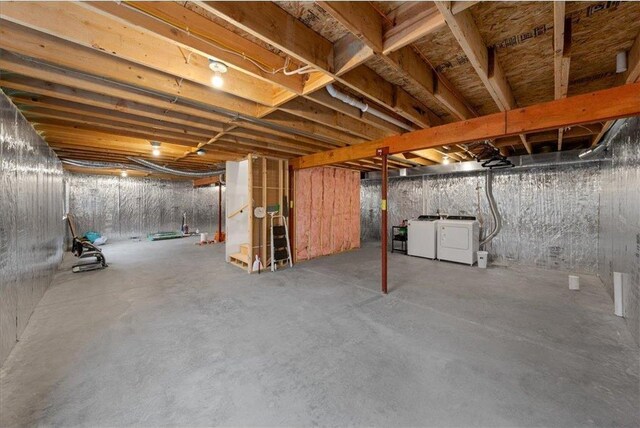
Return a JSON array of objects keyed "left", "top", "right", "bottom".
[
  {"left": 382, "top": 2, "right": 445, "bottom": 54},
  {"left": 88, "top": 1, "right": 304, "bottom": 94},
  {"left": 291, "top": 82, "right": 640, "bottom": 169},
  {"left": 1, "top": 1, "right": 638, "bottom": 176},
  {"left": 0, "top": 1, "right": 278, "bottom": 106},
  {"left": 554, "top": 2, "right": 572, "bottom": 151},
  {"left": 0, "top": 21, "right": 260, "bottom": 116},
  {"left": 435, "top": 2, "right": 532, "bottom": 154},
  {"left": 592, "top": 28, "right": 640, "bottom": 147}
]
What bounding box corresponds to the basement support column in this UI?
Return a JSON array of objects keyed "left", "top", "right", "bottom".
[
  {"left": 377, "top": 147, "right": 389, "bottom": 294},
  {"left": 288, "top": 165, "right": 295, "bottom": 262},
  {"left": 217, "top": 182, "right": 223, "bottom": 241}
]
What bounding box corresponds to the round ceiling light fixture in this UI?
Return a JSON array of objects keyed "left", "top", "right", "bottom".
[
  {"left": 150, "top": 141, "right": 161, "bottom": 157},
  {"left": 209, "top": 60, "right": 228, "bottom": 88},
  {"left": 442, "top": 156, "right": 450, "bottom": 165},
  {"left": 196, "top": 148, "right": 206, "bottom": 156}
]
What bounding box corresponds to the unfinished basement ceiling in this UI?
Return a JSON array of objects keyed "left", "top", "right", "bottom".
[{"left": 0, "top": 1, "right": 639, "bottom": 178}]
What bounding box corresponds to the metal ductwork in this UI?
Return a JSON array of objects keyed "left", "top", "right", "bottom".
[
  {"left": 480, "top": 170, "right": 502, "bottom": 248},
  {"left": 127, "top": 158, "right": 224, "bottom": 177},
  {"left": 62, "top": 159, "right": 152, "bottom": 172},
  {"left": 578, "top": 119, "right": 623, "bottom": 159}
]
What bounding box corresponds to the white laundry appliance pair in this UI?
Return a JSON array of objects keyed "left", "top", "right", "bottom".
[{"left": 407, "top": 215, "right": 479, "bottom": 265}]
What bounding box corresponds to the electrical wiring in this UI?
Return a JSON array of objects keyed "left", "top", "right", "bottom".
[{"left": 125, "top": 1, "right": 313, "bottom": 77}]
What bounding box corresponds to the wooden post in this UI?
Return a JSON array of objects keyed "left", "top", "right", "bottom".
[{"left": 377, "top": 147, "right": 389, "bottom": 294}]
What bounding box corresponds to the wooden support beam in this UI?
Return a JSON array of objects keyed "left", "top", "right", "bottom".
[
  {"left": 193, "top": 176, "right": 220, "bottom": 187},
  {"left": 340, "top": 65, "right": 441, "bottom": 128},
  {"left": 592, "top": 30, "right": 640, "bottom": 147},
  {"left": 435, "top": 2, "right": 531, "bottom": 153},
  {"left": 291, "top": 83, "right": 640, "bottom": 169},
  {"left": 0, "top": 21, "right": 260, "bottom": 116},
  {"left": 199, "top": 1, "right": 334, "bottom": 72},
  {"left": 382, "top": 2, "right": 445, "bottom": 54},
  {"left": 317, "top": 1, "right": 475, "bottom": 123},
  {"left": 304, "top": 89, "right": 405, "bottom": 134},
  {"left": 623, "top": 30, "right": 640, "bottom": 84},
  {"left": 260, "top": 111, "right": 366, "bottom": 147},
  {"left": 278, "top": 97, "right": 389, "bottom": 140},
  {"left": 317, "top": 1, "right": 383, "bottom": 53},
  {"left": 201, "top": 1, "right": 442, "bottom": 133},
  {"left": 333, "top": 33, "right": 374, "bottom": 75},
  {"left": 89, "top": 1, "right": 303, "bottom": 93},
  {"left": 32, "top": 121, "right": 202, "bottom": 147},
  {"left": 451, "top": 1, "right": 480, "bottom": 14},
  {"left": 0, "top": 52, "right": 349, "bottom": 152},
  {"left": 18, "top": 103, "right": 215, "bottom": 140},
  {"left": 554, "top": 2, "right": 572, "bottom": 151},
  {"left": 0, "top": 3, "right": 276, "bottom": 106},
  {"left": 553, "top": 5, "right": 572, "bottom": 100}
]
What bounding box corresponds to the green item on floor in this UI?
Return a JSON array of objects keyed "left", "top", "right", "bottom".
[{"left": 147, "top": 231, "right": 184, "bottom": 241}]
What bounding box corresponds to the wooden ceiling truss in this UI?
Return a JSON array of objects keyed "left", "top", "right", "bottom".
[{"left": 0, "top": 1, "right": 638, "bottom": 178}]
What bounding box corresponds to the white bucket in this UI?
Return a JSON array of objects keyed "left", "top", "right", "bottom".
[
  {"left": 569, "top": 275, "right": 580, "bottom": 291},
  {"left": 477, "top": 251, "right": 488, "bottom": 268},
  {"left": 200, "top": 233, "right": 208, "bottom": 243}
]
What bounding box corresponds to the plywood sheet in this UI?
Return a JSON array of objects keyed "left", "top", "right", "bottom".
[
  {"left": 413, "top": 28, "right": 497, "bottom": 116},
  {"left": 473, "top": 1, "right": 554, "bottom": 107},
  {"left": 274, "top": 1, "right": 349, "bottom": 43}
]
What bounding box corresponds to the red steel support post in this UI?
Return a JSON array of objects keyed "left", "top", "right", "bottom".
[
  {"left": 218, "top": 182, "right": 223, "bottom": 240},
  {"left": 377, "top": 147, "right": 389, "bottom": 294}
]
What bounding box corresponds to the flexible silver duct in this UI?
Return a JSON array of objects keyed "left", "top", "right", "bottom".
[
  {"left": 578, "top": 119, "right": 622, "bottom": 159},
  {"left": 62, "top": 159, "right": 152, "bottom": 172},
  {"left": 480, "top": 170, "right": 501, "bottom": 247},
  {"left": 128, "top": 157, "right": 224, "bottom": 177},
  {"left": 480, "top": 169, "right": 502, "bottom": 248},
  {"left": 326, "top": 84, "right": 414, "bottom": 132}
]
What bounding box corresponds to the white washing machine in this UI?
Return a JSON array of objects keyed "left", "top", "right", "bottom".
[
  {"left": 407, "top": 215, "right": 439, "bottom": 259},
  {"left": 437, "top": 219, "right": 480, "bottom": 266}
]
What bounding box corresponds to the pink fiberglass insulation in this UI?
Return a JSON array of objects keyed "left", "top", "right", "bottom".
[
  {"left": 295, "top": 169, "right": 311, "bottom": 261},
  {"left": 322, "top": 168, "right": 335, "bottom": 256},
  {"left": 294, "top": 166, "right": 360, "bottom": 262},
  {"left": 332, "top": 168, "right": 346, "bottom": 254},
  {"left": 308, "top": 167, "right": 324, "bottom": 259},
  {"left": 350, "top": 171, "right": 361, "bottom": 249}
]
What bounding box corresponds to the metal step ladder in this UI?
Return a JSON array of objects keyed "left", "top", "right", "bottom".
[{"left": 269, "top": 212, "right": 293, "bottom": 272}]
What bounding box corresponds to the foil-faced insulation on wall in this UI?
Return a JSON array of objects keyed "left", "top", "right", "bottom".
[
  {"left": 598, "top": 116, "right": 640, "bottom": 345},
  {"left": 361, "top": 163, "right": 601, "bottom": 274},
  {"left": 66, "top": 173, "right": 225, "bottom": 241},
  {"left": 1, "top": 93, "right": 64, "bottom": 366}
]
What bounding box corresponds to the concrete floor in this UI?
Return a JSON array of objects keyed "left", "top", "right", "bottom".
[{"left": 1, "top": 238, "right": 638, "bottom": 427}]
